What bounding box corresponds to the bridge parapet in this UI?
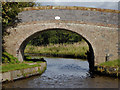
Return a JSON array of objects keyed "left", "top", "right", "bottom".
[
  {"left": 22, "top": 6, "right": 120, "bottom": 13},
  {"left": 18, "top": 6, "right": 119, "bottom": 26}
]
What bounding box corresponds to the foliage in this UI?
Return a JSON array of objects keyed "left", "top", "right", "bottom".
[
  {"left": 25, "top": 42, "right": 89, "bottom": 58},
  {"left": 2, "top": 2, "right": 36, "bottom": 30},
  {"left": 28, "top": 30, "right": 83, "bottom": 46},
  {"left": 100, "top": 59, "right": 120, "bottom": 67},
  {"left": 24, "top": 55, "right": 32, "bottom": 60},
  {"left": 2, "top": 52, "right": 20, "bottom": 64}
]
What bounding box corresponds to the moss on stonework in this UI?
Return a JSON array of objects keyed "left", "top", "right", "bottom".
[{"left": 94, "top": 59, "right": 120, "bottom": 78}]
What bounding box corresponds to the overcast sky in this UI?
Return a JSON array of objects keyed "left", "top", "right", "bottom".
[{"left": 35, "top": 0, "right": 120, "bottom": 10}]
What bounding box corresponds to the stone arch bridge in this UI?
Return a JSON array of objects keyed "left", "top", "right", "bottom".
[{"left": 3, "top": 6, "right": 119, "bottom": 65}]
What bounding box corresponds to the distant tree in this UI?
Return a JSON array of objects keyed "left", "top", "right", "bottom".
[{"left": 28, "top": 30, "right": 83, "bottom": 46}]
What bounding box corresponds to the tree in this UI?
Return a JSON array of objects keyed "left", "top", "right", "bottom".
[
  {"left": 2, "top": 2, "right": 36, "bottom": 63},
  {"left": 28, "top": 30, "right": 83, "bottom": 46},
  {"left": 2, "top": 2, "right": 36, "bottom": 33}
]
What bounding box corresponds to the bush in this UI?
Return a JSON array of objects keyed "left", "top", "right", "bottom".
[{"left": 2, "top": 52, "right": 20, "bottom": 64}]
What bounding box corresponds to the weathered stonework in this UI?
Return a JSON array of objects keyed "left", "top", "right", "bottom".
[
  {"left": 4, "top": 20, "right": 118, "bottom": 65},
  {"left": 2, "top": 62, "right": 46, "bottom": 82},
  {"left": 3, "top": 6, "right": 119, "bottom": 66}
]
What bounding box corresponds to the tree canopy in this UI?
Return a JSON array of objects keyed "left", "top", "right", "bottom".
[
  {"left": 28, "top": 30, "right": 83, "bottom": 46},
  {"left": 2, "top": 2, "right": 36, "bottom": 30}
]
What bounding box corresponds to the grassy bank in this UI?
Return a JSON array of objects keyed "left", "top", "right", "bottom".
[
  {"left": 2, "top": 63, "right": 40, "bottom": 73},
  {"left": 1, "top": 51, "right": 46, "bottom": 73},
  {"left": 99, "top": 59, "right": 120, "bottom": 67},
  {"left": 2, "top": 52, "right": 46, "bottom": 73},
  {"left": 2, "top": 58, "right": 46, "bottom": 73},
  {"left": 25, "top": 42, "right": 89, "bottom": 59},
  {"left": 95, "top": 59, "right": 120, "bottom": 77}
]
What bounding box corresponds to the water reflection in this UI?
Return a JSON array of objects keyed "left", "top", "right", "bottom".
[{"left": 2, "top": 57, "right": 118, "bottom": 88}]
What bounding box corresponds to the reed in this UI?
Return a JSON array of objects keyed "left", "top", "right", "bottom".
[{"left": 25, "top": 42, "right": 89, "bottom": 58}]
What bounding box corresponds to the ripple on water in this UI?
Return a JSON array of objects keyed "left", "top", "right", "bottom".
[{"left": 2, "top": 57, "right": 118, "bottom": 88}]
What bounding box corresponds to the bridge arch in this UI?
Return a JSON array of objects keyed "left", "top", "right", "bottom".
[
  {"left": 4, "top": 20, "right": 118, "bottom": 65},
  {"left": 19, "top": 28, "right": 95, "bottom": 70}
]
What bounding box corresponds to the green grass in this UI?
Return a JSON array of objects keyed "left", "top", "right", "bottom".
[
  {"left": 2, "top": 51, "right": 20, "bottom": 63},
  {"left": 99, "top": 59, "right": 120, "bottom": 67},
  {"left": 25, "top": 42, "right": 89, "bottom": 58},
  {"left": 24, "top": 60, "right": 44, "bottom": 63},
  {"left": 2, "top": 51, "right": 45, "bottom": 73},
  {"left": 2, "top": 61, "right": 44, "bottom": 73}
]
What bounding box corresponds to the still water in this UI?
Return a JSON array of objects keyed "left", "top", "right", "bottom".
[{"left": 2, "top": 57, "right": 118, "bottom": 88}]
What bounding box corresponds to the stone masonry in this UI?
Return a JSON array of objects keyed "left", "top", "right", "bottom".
[{"left": 3, "top": 6, "right": 119, "bottom": 65}]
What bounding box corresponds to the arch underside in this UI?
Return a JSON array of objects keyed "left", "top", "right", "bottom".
[
  {"left": 19, "top": 28, "right": 95, "bottom": 69},
  {"left": 4, "top": 21, "right": 118, "bottom": 65}
]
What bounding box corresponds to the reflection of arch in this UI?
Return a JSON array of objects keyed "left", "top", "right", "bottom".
[{"left": 19, "top": 28, "right": 95, "bottom": 70}]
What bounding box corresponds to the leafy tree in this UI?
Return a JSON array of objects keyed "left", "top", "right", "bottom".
[
  {"left": 2, "top": 2, "right": 36, "bottom": 31},
  {"left": 28, "top": 30, "right": 83, "bottom": 46},
  {"left": 2, "top": 2, "right": 36, "bottom": 63}
]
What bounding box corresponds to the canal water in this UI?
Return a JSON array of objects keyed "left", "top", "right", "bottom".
[{"left": 2, "top": 57, "right": 118, "bottom": 88}]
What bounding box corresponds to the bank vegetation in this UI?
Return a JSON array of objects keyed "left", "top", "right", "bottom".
[{"left": 25, "top": 41, "right": 89, "bottom": 59}]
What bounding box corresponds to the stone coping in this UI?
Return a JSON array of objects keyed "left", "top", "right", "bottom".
[
  {"left": 22, "top": 6, "right": 120, "bottom": 13},
  {"left": 2, "top": 62, "right": 47, "bottom": 82}
]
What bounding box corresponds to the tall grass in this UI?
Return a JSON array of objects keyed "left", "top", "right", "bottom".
[
  {"left": 25, "top": 42, "right": 89, "bottom": 58},
  {"left": 99, "top": 59, "right": 120, "bottom": 67}
]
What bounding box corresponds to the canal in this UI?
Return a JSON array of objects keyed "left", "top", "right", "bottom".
[{"left": 2, "top": 57, "right": 118, "bottom": 88}]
